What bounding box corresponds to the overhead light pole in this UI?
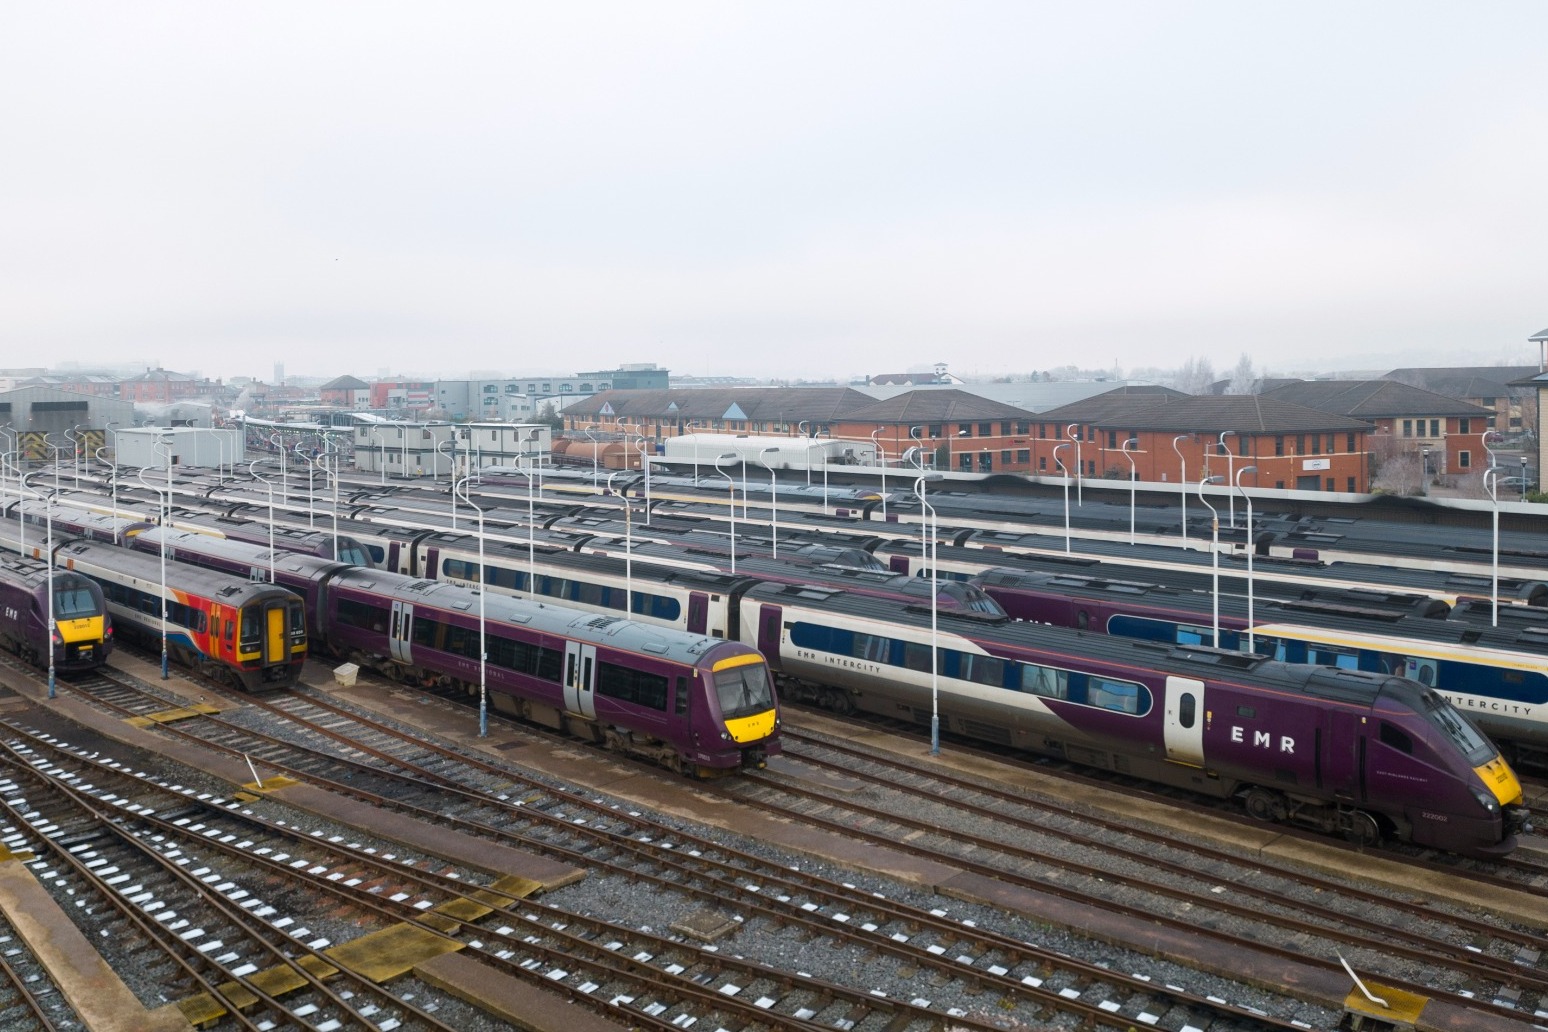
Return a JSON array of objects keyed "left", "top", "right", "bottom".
[
  {"left": 269, "top": 430, "right": 288, "bottom": 508},
  {"left": 370, "top": 428, "right": 388, "bottom": 484},
  {"left": 437, "top": 438, "right": 458, "bottom": 528},
  {"left": 1234, "top": 465, "right": 1258, "bottom": 652},
  {"left": 635, "top": 434, "right": 653, "bottom": 525},
  {"left": 608, "top": 471, "right": 633, "bottom": 610},
  {"left": 1218, "top": 431, "right": 1236, "bottom": 528},
  {"left": 1421, "top": 447, "right": 1430, "bottom": 496},
  {"left": 760, "top": 446, "right": 779, "bottom": 557},
  {"left": 1122, "top": 437, "right": 1139, "bottom": 545},
  {"left": 19, "top": 473, "right": 56, "bottom": 698},
  {"left": 454, "top": 474, "right": 488, "bottom": 737},
  {"left": 1485, "top": 467, "right": 1500, "bottom": 627},
  {"left": 1197, "top": 473, "right": 1226, "bottom": 646},
  {"left": 1172, "top": 434, "right": 1189, "bottom": 545},
  {"left": 715, "top": 452, "right": 738, "bottom": 573},
  {"left": 1522, "top": 455, "right": 1530, "bottom": 502},
  {"left": 908, "top": 425, "right": 926, "bottom": 472},
  {"left": 916, "top": 473, "right": 945, "bottom": 754},
  {"left": 1053, "top": 442, "right": 1072, "bottom": 553},
  {"left": 1066, "top": 424, "right": 1083, "bottom": 506},
  {"left": 249, "top": 459, "right": 278, "bottom": 582},
  {"left": 137, "top": 434, "right": 175, "bottom": 679},
  {"left": 871, "top": 428, "right": 888, "bottom": 519}
]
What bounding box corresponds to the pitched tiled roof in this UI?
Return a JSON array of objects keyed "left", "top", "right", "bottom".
[
  {"left": 1263, "top": 379, "right": 1489, "bottom": 418},
  {"left": 1038, "top": 390, "right": 1372, "bottom": 434},
  {"left": 843, "top": 388, "right": 1037, "bottom": 422},
  {"left": 1384, "top": 366, "right": 1536, "bottom": 398},
  {"left": 562, "top": 387, "right": 874, "bottom": 423},
  {"left": 320, "top": 375, "right": 369, "bottom": 390}
]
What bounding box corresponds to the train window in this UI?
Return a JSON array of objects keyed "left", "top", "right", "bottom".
[
  {"left": 289, "top": 603, "right": 305, "bottom": 639},
  {"left": 240, "top": 608, "right": 259, "bottom": 646},
  {"left": 1379, "top": 722, "right": 1413, "bottom": 755},
  {"left": 713, "top": 662, "right": 773, "bottom": 719},
  {"left": 597, "top": 663, "right": 668, "bottom": 710},
  {"left": 1309, "top": 646, "right": 1358, "bottom": 670},
  {"left": 645, "top": 595, "right": 682, "bottom": 621},
  {"left": 412, "top": 616, "right": 438, "bottom": 647},
  {"left": 1236, "top": 705, "right": 1256, "bottom": 718},
  {"left": 960, "top": 653, "right": 1006, "bottom": 687},
  {"left": 1178, "top": 694, "right": 1196, "bottom": 728},
  {"left": 675, "top": 676, "right": 688, "bottom": 715},
  {"left": 1419, "top": 692, "right": 1494, "bottom": 766},
  {"left": 337, "top": 598, "right": 390, "bottom": 634},
  {"left": 853, "top": 633, "right": 890, "bottom": 663},
  {"left": 1402, "top": 657, "right": 1438, "bottom": 687},
  {"left": 1019, "top": 664, "right": 1067, "bottom": 699},
  {"left": 224, "top": 619, "right": 233, "bottom": 642},
  {"left": 902, "top": 642, "right": 932, "bottom": 672},
  {"left": 54, "top": 587, "right": 99, "bottom": 618},
  {"left": 1087, "top": 677, "right": 1143, "bottom": 715}
]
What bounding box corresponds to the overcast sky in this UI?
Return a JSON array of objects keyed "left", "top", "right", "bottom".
[{"left": 4, "top": 3, "right": 1545, "bottom": 383}]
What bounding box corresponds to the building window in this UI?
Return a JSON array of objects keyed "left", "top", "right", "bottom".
[
  {"left": 1000, "top": 421, "right": 1011, "bottom": 435},
  {"left": 1107, "top": 431, "right": 1117, "bottom": 449},
  {"left": 1000, "top": 450, "right": 1011, "bottom": 465},
  {"left": 1017, "top": 449, "right": 1030, "bottom": 464},
  {"left": 1459, "top": 418, "right": 1470, "bottom": 434},
  {"left": 1402, "top": 420, "right": 1412, "bottom": 437},
  {"left": 1347, "top": 476, "right": 1356, "bottom": 492},
  {"left": 1295, "top": 434, "right": 1305, "bottom": 454},
  {"left": 1310, "top": 435, "right": 1320, "bottom": 455},
  {"left": 1039, "top": 456, "right": 1047, "bottom": 471},
  {"left": 958, "top": 453, "right": 971, "bottom": 470},
  {"left": 1429, "top": 419, "right": 1440, "bottom": 437},
  {"left": 1016, "top": 421, "right": 1030, "bottom": 435},
  {"left": 929, "top": 424, "right": 942, "bottom": 439},
  {"left": 1325, "top": 477, "right": 1334, "bottom": 491},
  {"left": 1274, "top": 436, "right": 1284, "bottom": 456},
  {"left": 1346, "top": 433, "right": 1356, "bottom": 452},
  {"left": 1458, "top": 451, "right": 1470, "bottom": 469},
  {"left": 1038, "top": 424, "right": 1047, "bottom": 439}
]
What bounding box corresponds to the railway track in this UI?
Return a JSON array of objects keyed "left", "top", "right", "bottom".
[
  {"left": 1, "top": 650, "right": 1339, "bottom": 1031},
  {"left": 733, "top": 723, "right": 1548, "bottom": 1028}
]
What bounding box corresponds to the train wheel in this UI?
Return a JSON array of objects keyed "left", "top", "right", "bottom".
[
  {"left": 1244, "top": 787, "right": 1283, "bottom": 823},
  {"left": 1343, "top": 810, "right": 1381, "bottom": 849}
]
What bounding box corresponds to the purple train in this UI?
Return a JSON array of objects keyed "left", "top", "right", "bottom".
[
  {"left": 122, "top": 528, "right": 780, "bottom": 775},
  {"left": 732, "top": 583, "right": 1527, "bottom": 857}
]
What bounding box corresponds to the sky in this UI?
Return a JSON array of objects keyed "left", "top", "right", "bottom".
[{"left": 4, "top": 3, "right": 1546, "bottom": 384}]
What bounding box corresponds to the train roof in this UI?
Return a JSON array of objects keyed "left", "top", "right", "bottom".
[
  {"left": 55, "top": 539, "right": 299, "bottom": 603},
  {"left": 743, "top": 579, "right": 1427, "bottom": 703},
  {"left": 325, "top": 565, "right": 747, "bottom": 662}
]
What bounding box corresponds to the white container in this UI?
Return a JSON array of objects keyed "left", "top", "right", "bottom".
[{"left": 333, "top": 662, "right": 359, "bottom": 688}]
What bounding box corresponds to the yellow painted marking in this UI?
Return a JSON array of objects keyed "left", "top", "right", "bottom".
[
  {"left": 1477, "top": 755, "right": 1524, "bottom": 806},
  {"left": 724, "top": 707, "right": 777, "bottom": 743},
  {"left": 712, "top": 652, "right": 765, "bottom": 671},
  {"left": 240, "top": 775, "right": 300, "bottom": 794},
  {"left": 177, "top": 873, "right": 539, "bottom": 1020},
  {"left": 0, "top": 847, "right": 34, "bottom": 863},
  {"left": 1343, "top": 981, "right": 1428, "bottom": 1026},
  {"left": 56, "top": 616, "right": 103, "bottom": 644},
  {"left": 126, "top": 704, "right": 222, "bottom": 728}
]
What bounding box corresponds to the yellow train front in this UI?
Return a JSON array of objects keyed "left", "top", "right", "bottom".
[
  {"left": 0, "top": 554, "right": 113, "bottom": 672},
  {"left": 55, "top": 541, "right": 306, "bottom": 690}
]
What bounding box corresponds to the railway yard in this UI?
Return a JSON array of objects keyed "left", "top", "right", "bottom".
[{"left": 0, "top": 465, "right": 1546, "bottom": 1030}]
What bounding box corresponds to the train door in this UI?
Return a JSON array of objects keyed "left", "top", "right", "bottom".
[
  {"left": 1162, "top": 676, "right": 1206, "bottom": 767},
  {"left": 386, "top": 541, "right": 401, "bottom": 574},
  {"left": 757, "top": 604, "right": 784, "bottom": 666},
  {"left": 887, "top": 555, "right": 909, "bottom": 575},
  {"left": 389, "top": 601, "right": 414, "bottom": 663},
  {"left": 265, "top": 602, "right": 285, "bottom": 664},
  {"left": 424, "top": 547, "right": 440, "bottom": 580},
  {"left": 687, "top": 593, "right": 708, "bottom": 635},
  {"left": 563, "top": 641, "right": 597, "bottom": 718},
  {"left": 1318, "top": 708, "right": 1367, "bottom": 804}
]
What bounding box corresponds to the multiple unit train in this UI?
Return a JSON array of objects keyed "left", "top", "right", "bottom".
[
  {"left": 40, "top": 503, "right": 1528, "bottom": 856},
  {"left": 0, "top": 552, "right": 113, "bottom": 672},
  {"left": 0, "top": 516, "right": 780, "bottom": 775},
  {"left": 3, "top": 477, "right": 1536, "bottom": 856}
]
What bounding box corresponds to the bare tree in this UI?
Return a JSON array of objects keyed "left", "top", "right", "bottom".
[
  {"left": 1173, "top": 356, "right": 1216, "bottom": 395},
  {"left": 1226, "top": 353, "right": 1255, "bottom": 395}
]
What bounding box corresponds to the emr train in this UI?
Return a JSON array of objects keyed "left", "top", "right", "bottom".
[{"left": 0, "top": 552, "right": 113, "bottom": 672}]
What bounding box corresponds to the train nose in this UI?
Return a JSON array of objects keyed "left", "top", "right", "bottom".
[{"left": 1504, "top": 804, "right": 1532, "bottom": 837}]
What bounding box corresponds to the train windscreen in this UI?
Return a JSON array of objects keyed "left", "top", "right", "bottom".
[
  {"left": 1417, "top": 690, "right": 1495, "bottom": 767},
  {"left": 714, "top": 661, "right": 774, "bottom": 720},
  {"left": 54, "top": 587, "right": 100, "bottom": 618}
]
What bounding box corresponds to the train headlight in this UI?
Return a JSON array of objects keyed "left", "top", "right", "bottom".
[
  {"left": 720, "top": 731, "right": 731, "bottom": 741},
  {"left": 1471, "top": 787, "right": 1500, "bottom": 813}
]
